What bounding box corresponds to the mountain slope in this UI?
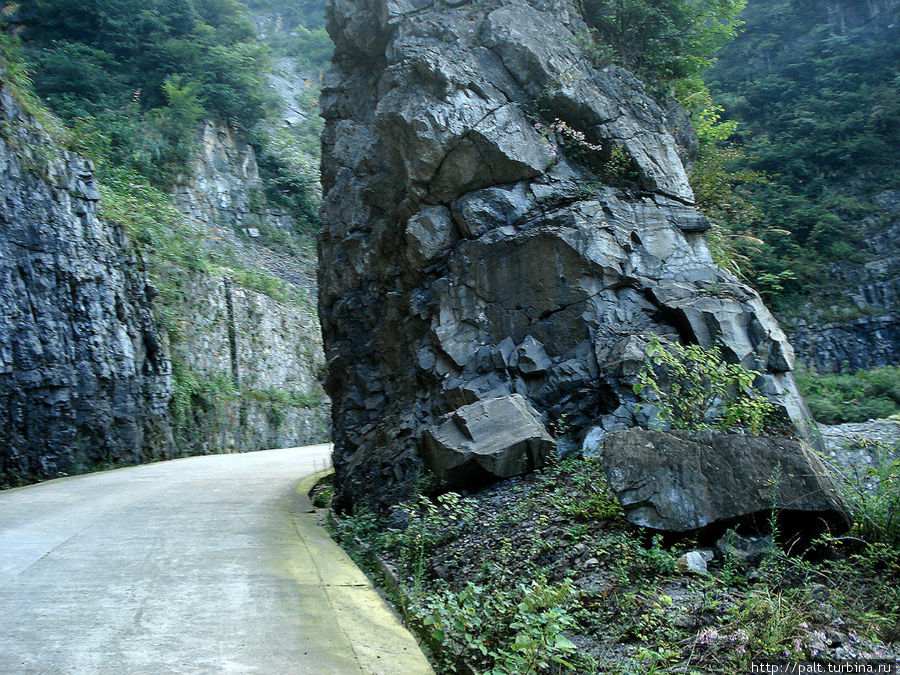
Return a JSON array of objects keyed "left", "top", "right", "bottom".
[{"left": 708, "top": 0, "right": 900, "bottom": 372}]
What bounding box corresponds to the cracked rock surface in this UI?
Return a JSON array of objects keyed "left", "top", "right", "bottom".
[
  {"left": 319, "top": 0, "right": 818, "bottom": 510},
  {"left": 0, "top": 81, "right": 174, "bottom": 484}
]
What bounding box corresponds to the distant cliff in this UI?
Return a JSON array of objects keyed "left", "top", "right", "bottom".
[
  {"left": 0, "top": 62, "right": 328, "bottom": 487},
  {"left": 709, "top": 0, "right": 900, "bottom": 373}
]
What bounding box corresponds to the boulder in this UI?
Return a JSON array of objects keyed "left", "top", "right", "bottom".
[
  {"left": 676, "top": 551, "right": 713, "bottom": 575},
  {"left": 599, "top": 429, "right": 845, "bottom": 532},
  {"left": 422, "top": 394, "right": 555, "bottom": 484}
]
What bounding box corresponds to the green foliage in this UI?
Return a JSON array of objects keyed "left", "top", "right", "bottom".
[
  {"left": 0, "top": 35, "right": 69, "bottom": 138},
  {"left": 823, "top": 439, "right": 900, "bottom": 546},
  {"left": 242, "top": 0, "right": 327, "bottom": 30},
  {"left": 634, "top": 335, "right": 776, "bottom": 433},
  {"left": 413, "top": 576, "right": 579, "bottom": 675},
  {"left": 580, "top": 0, "right": 746, "bottom": 97},
  {"left": 169, "top": 360, "right": 238, "bottom": 432},
  {"left": 546, "top": 456, "right": 624, "bottom": 521},
  {"left": 291, "top": 25, "right": 332, "bottom": 75},
  {"left": 312, "top": 485, "right": 333, "bottom": 508},
  {"left": 6, "top": 0, "right": 276, "bottom": 185},
  {"left": 388, "top": 492, "right": 477, "bottom": 595},
  {"left": 796, "top": 366, "right": 900, "bottom": 424},
  {"left": 707, "top": 2, "right": 900, "bottom": 306}
]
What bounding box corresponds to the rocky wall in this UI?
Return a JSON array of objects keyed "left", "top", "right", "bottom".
[
  {"left": 0, "top": 74, "right": 174, "bottom": 485},
  {"left": 786, "top": 193, "right": 900, "bottom": 373},
  {"left": 165, "top": 268, "right": 328, "bottom": 452},
  {"left": 319, "top": 0, "right": 820, "bottom": 511}
]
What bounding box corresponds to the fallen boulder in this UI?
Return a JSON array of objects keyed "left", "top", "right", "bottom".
[
  {"left": 600, "top": 429, "right": 845, "bottom": 532},
  {"left": 422, "top": 394, "right": 555, "bottom": 484}
]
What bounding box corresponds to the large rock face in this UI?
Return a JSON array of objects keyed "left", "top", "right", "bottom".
[
  {"left": 0, "top": 77, "right": 173, "bottom": 484},
  {"left": 319, "top": 0, "right": 818, "bottom": 510}
]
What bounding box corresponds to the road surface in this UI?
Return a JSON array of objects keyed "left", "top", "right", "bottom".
[{"left": 0, "top": 445, "right": 432, "bottom": 674}]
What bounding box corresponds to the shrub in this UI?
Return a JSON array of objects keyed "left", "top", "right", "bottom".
[
  {"left": 823, "top": 439, "right": 900, "bottom": 546},
  {"left": 796, "top": 366, "right": 900, "bottom": 424},
  {"left": 634, "top": 335, "right": 776, "bottom": 434},
  {"left": 413, "top": 576, "right": 578, "bottom": 674}
]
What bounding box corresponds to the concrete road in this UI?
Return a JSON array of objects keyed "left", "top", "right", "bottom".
[{"left": 0, "top": 446, "right": 433, "bottom": 674}]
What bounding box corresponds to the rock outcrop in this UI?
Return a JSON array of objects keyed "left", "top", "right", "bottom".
[
  {"left": 319, "top": 0, "right": 818, "bottom": 510},
  {"left": 0, "top": 75, "right": 173, "bottom": 484},
  {"left": 600, "top": 429, "right": 844, "bottom": 532}
]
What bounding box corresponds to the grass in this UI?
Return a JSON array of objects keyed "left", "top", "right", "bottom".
[
  {"left": 331, "top": 455, "right": 900, "bottom": 673},
  {"left": 796, "top": 366, "right": 900, "bottom": 424}
]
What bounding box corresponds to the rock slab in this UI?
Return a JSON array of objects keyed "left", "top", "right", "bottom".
[
  {"left": 423, "top": 394, "right": 555, "bottom": 483},
  {"left": 600, "top": 429, "right": 845, "bottom": 532}
]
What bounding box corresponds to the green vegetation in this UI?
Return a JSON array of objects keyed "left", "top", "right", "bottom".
[
  {"left": 634, "top": 336, "right": 776, "bottom": 434},
  {"left": 4, "top": 0, "right": 324, "bottom": 232},
  {"left": 9, "top": 0, "right": 273, "bottom": 185},
  {"left": 796, "top": 366, "right": 900, "bottom": 424},
  {"left": 825, "top": 438, "right": 900, "bottom": 546},
  {"left": 706, "top": 1, "right": 900, "bottom": 307},
  {"left": 333, "top": 455, "right": 900, "bottom": 673},
  {"left": 580, "top": 0, "right": 745, "bottom": 100}
]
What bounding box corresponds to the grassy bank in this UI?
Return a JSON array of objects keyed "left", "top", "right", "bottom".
[{"left": 331, "top": 454, "right": 900, "bottom": 674}]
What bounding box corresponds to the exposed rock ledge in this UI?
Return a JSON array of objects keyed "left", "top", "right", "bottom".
[{"left": 319, "top": 0, "right": 818, "bottom": 511}]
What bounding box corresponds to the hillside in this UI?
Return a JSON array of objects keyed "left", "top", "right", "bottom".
[
  {"left": 0, "top": 0, "right": 329, "bottom": 486},
  {"left": 708, "top": 0, "right": 900, "bottom": 373}
]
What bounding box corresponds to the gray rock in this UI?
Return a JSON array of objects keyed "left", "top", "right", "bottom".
[
  {"left": 319, "top": 0, "right": 822, "bottom": 511},
  {"left": 715, "top": 530, "right": 774, "bottom": 568},
  {"left": 0, "top": 83, "right": 174, "bottom": 484},
  {"left": 790, "top": 314, "right": 900, "bottom": 373},
  {"left": 600, "top": 429, "right": 845, "bottom": 532},
  {"left": 517, "top": 336, "right": 552, "bottom": 375},
  {"left": 422, "top": 394, "right": 555, "bottom": 484},
  {"left": 405, "top": 206, "right": 455, "bottom": 268},
  {"left": 675, "top": 551, "right": 710, "bottom": 575}
]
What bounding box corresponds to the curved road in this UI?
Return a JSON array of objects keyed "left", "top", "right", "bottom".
[{"left": 0, "top": 445, "right": 432, "bottom": 674}]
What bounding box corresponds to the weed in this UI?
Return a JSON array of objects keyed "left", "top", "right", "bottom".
[{"left": 634, "top": 334, "right": 777, "bottom": 434}]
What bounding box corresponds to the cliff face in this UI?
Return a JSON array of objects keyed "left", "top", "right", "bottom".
[
  {"left": 0, "top": 65, "right": 328, "bottom": 486},
  {"left": 166, "top": 120, "right": 328, "bottom": 453},
  {"left": 163, "top": 269, "right": 327, "bottom": 454},
  {"left": 319, "top": 0, "right": 818, "bottom": 510},
  {"left": 0, "top": 77, "right": 173, "bottom": 484}
]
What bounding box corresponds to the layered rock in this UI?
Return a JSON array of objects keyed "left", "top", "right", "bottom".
[
  {"left": 786, "top": 194, "right": 900, "bottom": 373},
  {"left": 600, "top": 429, "right": 844, "bottom": 532},
  {"left": 319, "top": 0, "right": 818, "bottom": 510},
  {"left": 0, "top": 75, "right": 173, "bottom": 484}
]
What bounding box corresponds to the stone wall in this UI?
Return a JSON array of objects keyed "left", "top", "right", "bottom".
[
  {"left": 165, "top": 268, "right": 327, "bottom": 453},
  {"left": 0, "top": 66, "right": 329, "bottom": 487},
  {"left": 167, "top": 117, "right": 329, "bottom": 452},
  {"left": 173, "top": 120, "right": 297, "bottom": 235},
  {"left": 0, "top": 74, "right": 174, "bottom": 485}
]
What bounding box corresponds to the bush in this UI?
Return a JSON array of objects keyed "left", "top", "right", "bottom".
[
  {"left": 413, "top": 576, "right": 579, "bottom": 674},
  {"left": 634, "top": 335, "right": 776, "bottom": 434},
  {"left": 822, "top": 439, "right": 900, "bottom": 546}
]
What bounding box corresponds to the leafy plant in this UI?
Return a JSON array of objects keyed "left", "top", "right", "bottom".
[
  {"left": 413, "top": 576, "right": 579, "bottom": 674},
  {"left": 388, "top": 492, "right": 477, "bottom": 595},
  {"left": 823, "top": 439, "right": 900, "bottom": 546},
  {"left": 633, "top": 335, "right": 776, "bottom": 433}
]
